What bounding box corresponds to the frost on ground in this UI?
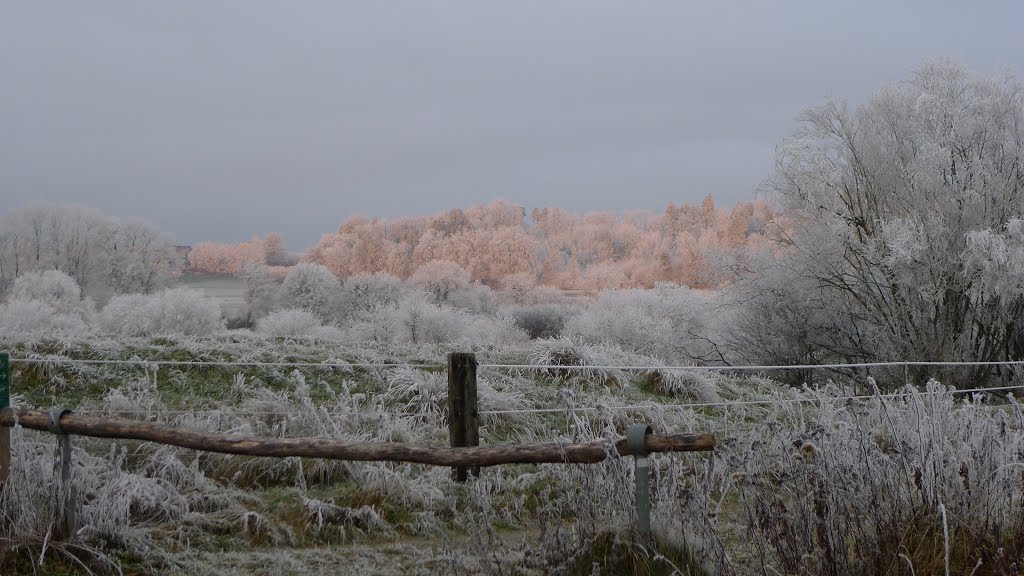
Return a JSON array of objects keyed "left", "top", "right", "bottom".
[{"left": 2, "top": 335, "right": 1024, "bottom": 575}]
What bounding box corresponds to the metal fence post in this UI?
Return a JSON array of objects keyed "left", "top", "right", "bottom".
[
  {"left": 626, "top": 424, "right": 652, "bottom": 538},
  {"left": 48, "top": 408, "right": 76, "bottom": 538}
]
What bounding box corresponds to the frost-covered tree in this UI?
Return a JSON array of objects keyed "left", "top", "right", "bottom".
[
  {"left": 262, "top": 232, "right": 288, "bottom": 265},
  {"left": 761, "top": 60, "right": 1024, "bottom": 384},
  {"left": 186, "top": 240, "right": 263, "bottom": 275},
  {"left": 0, "top": 203, "right": 179, "bottom": 299},
  {"left": 408, "top": 261, "right": 471, "bottom": 304},
  {"left": 238, "top": 262, "right": 281, "bottom": 320},
  {"left": 106, "top": 217, "right": 180, "bottom": 295}
]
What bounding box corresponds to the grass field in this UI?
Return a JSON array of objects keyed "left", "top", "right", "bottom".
[{"left": 3, "top": 334, "right": 1023, "bottom": 575}]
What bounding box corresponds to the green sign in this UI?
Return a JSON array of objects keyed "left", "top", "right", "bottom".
[{"left": 0, "top": 352, "right": 8, "bottom": 410}]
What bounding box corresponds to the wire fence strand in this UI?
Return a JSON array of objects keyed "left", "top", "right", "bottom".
[
  {"left": 11, "top": 356, "right": 1024, "bottom": 372},
  {"left": 9, "top": 357, "right": 443, "bottom": 370},
  {"left": 7, "top": 355, "right": 1022, "bottom": 422},
  {"left": 478, "top": 360, "right": 1024, "bottom": 371}
]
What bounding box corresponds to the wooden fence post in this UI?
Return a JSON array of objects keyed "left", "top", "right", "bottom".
[
  {"left": 447, "top": 352, "right": 479, "bottom": 482},
  {"left": 0, "top": 352, "right": 9, "bottom": 484}
]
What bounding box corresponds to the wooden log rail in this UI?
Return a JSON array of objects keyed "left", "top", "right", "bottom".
[{"left": 0, "top": 408, "right": 714, "bottom": 467}]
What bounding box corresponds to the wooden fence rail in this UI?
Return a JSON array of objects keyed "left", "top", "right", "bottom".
[{"left": 0, "top": 408, "right": 713, "bottom": 467}]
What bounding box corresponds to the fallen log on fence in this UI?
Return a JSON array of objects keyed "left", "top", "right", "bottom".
[{"left": 0, "top": 408, "right": 713, "bottom": 467}]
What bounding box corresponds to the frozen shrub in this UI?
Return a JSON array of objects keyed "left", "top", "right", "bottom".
[
  {"left": 0, "top": 270, "right": 94, "bottom": 339},
  {"left": 238, "top": 262, "right": 280, "bottom": 320},
  {"left": 388, "top": 293, "right": 463, "bottom": 344},
  {"left": 98, "top": 287, "right": 223, "bottom": 337},
  {"left": 339, "top": 293, "right": 526, "bottom": 346},
  {"left": 280, "top": 262, "right": 340, "bottom": 317},
  {"left": 388, "top": 294, "right": 528, "bottom": 346},
  {"left": 562, "top": 284, "right": 724, "bottom": 365},
  {"left": 500, "top": 271, "right": 539, "bottom": 304},
  {"left": 98, "top": 293, "right": 154, "bottom": 337},
  {"left": 528, "top": 338, "right": 628, "bottom": 386},
  {"left": 465, "top": 312, "right": 529, "bottom": 347},
  {"left": 146, "top": 287, "right": 224, "bottom": 336},
  {"left": 509, "top": 302, "right": 577, "bottom": 339},
  {"left": 0, "top": 299, "right": 92, "bottom": 340},
  {"left": 256, "top": 308, "right": 323, "bottom": 338},
  {"left": 9, "top": 269, "right": 87, "bottom": 315},
  {"left": 409, "top": 260, "right": 494, "bottom": 313},
  {"left": 335, "top": 273, "right": 408, "bottom": 321},
  {"left": 642, "top": 367, "right": 720, "bottom": 401},
  {"left": 722, "top": 255, "right": 838, "bottom": 384},
  {"left": 408, "top": 260, "right": 472, "bottom": 303}
]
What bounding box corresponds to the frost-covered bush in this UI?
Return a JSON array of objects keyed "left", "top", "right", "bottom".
[
  {"left": 388, "top": 294, "right": 462, "bottom": 344},
  {"left": 238, "top": 262, "right": 281, "bottom": 320},
  {"left": 256, "top": 308, "right": 323, "bottom": 338},
  {"left": 335, "top": 273, "right": 409, "bottom": 321},
  {"left": 99, "top": 287, "right": 223, "bottom": 337},
  {"left": 642, "top": 367, "right": 719, "bottom": 401},
  {"left": 0, "top": 299, "right": 92, "bottom": 340},
  {"left": 97, "top": 293, "right": 154, "bottom": 337},
  {"left": 341, "top": 293, "right": 526, "bottom": 346},
  {"left": 723, "top": 381, "right": 1024, "bottom": 575},
  {"left": 509, "top": 302, "right": 577, "bottom": 339},
  {"left": 527, "top": 338, "right": 630, "bottom": 386},
  {"left": 408, "top": 260, "right": 493, "bottom": 313},
  {"left": 0, "top": 270, "right": 94, "bottom": 339},
  {"left": 1, "top": 429, "right": 191, "bottom": 571},
  {"left": 147, "top": 287, "right": 224, "bottom": 336},
  {"left": 9, "top": 270, "right": 88, "bottom": 315},
  {"left": 562, "top": 284, "right": 724, "bottom": 365},
  {"left": 408, "top": 260, "right": 471, "bottom": 302},
  {"left": 722, "top": 253, "right": 840, "bottom": 384},
  {"left": 280, "top": 262, "right": 340, "bottom": 318}
]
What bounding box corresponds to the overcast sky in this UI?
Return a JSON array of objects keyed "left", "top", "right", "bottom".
[{"left": 2, "top": 2, "right": 1022, "bottom": 248}]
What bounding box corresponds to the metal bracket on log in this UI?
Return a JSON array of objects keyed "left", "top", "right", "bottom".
[
  {"left": 48, "top": 407, "right": 77, "bottom": 538},
  {"left": 626, "top": 423, "right": 653, "bottom": 538}
]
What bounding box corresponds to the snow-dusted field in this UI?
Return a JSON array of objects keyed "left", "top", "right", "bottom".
[
  {"left": 178, "top": 274, "right": 247, "bottom": 317},
  {"left": 4, "top": 334, "right": 1024, "bottom": 575}
]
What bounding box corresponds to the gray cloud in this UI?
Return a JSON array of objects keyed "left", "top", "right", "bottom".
[{"left": 2, "top": 1, "right": 1021, "bottom": 248}]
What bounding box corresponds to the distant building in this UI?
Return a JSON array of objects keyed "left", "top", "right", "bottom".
[{"left": 174, "top": 245, "right": 192, "bottom": 269}]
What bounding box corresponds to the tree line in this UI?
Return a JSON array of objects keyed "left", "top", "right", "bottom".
[{"left": 188, "top": 196, "right": 782, "bottom": 293}]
